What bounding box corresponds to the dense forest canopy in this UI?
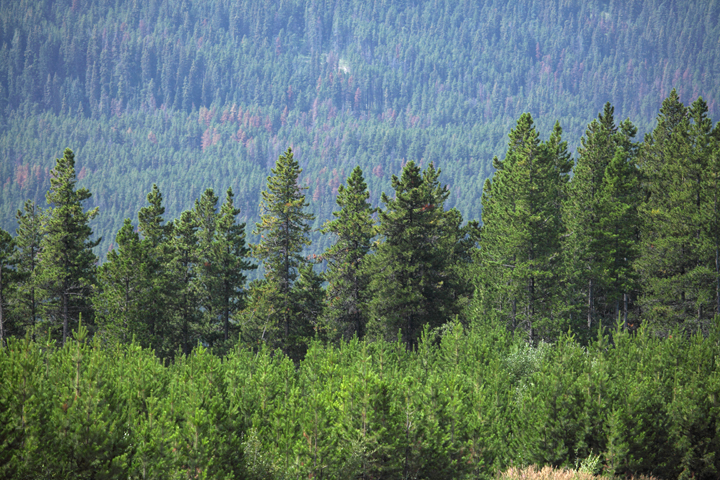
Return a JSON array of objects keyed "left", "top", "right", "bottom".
[{"left": 1, "top": 0, "right": 719, "bottom": 256}]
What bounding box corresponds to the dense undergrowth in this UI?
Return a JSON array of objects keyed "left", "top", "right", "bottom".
[{"left": 1, "top": 318, "right": 718, "bottom": 480}]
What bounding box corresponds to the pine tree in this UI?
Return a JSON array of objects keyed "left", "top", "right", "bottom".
[
  {"left": 598, "top": 147, "right": 641, "bottom": 329},
  {"left": 0, "top": 228, "right": 16, "bottom": 345},
  {"left": 563, "top": 103, "right": 638, "bottom": 332},
  {"left": 168, "top": 209, "right": 200, "bottom": 355},
  {"left": 194, "top": 187, "right": 254, "bottom": 349},
  {"left": 193, "top": 188, "right": 221, "bottom": 344},
  {"left": 36, "top": 148, "right": 99, "bottom": 345},
  {"left": 250, "top": 148, "right": 314, "bottom": 354},
  {"left": 478, "top": 115, "right": 571, "bottom": 342},
  {"left": 93, "top": 219, "right": 152, "bottom": 344},
  {"left": 290, "top": 263, "right": 326, "bottom": 357},
  {"left": 636, "top": 91, "right": 716, "bottom": 333},
  {"left": 365, "top": 161, "right": 470, "bottom": 348},
  {"left": 137, "top": 184, "right": 174, "bottom": 354},
  {"left": 321, "top": 166, "right": 375, "bottom": 340},
  {"left": 11, "top": 200, "right": 44, "bottom": 337}
]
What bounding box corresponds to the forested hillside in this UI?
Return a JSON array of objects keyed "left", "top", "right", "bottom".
[{"left": 1, "top": 0, "right": 719, "bottom": 256}]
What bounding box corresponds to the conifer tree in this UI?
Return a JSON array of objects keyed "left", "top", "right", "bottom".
[
  {"left": 563, "top": 103, "right": 638, "bottom": 332},
  {"left": 250, "top": 148, "right": 314, "bottom": 354},
  {"left": 168, "top": 209, "right": 200, "bottom": 355},
  {"left": 137, "top": 184, "right": 174, "bottom": 353},
  {"left": 193, "top": 188, "right": 221, "bottom": 343},
  {"left": 11, "top": 200, "right": 44, "bottom": 337},
  {"left": 321, "top": 166, "right": 375, "bottom": 340},
  {"left": 36, "top": 148, "right": 99, "bottom": 345},
  {"left": 636, "top": 91, "right": 716, "bottom": 333},
  {"left": 93, "top": 219, "right": 151, "bottom": 344},
  {"left": 0, "top": 229, "right": 16, "bottom": 345},
  {"left": 365, "top": 161, "right": 469, "bottom": 348},
  {"left": 478, "top": 115, "right": 571, "bottom": 341},
  {"left": 598, "top": 147, "right": 641, "bottom": 329},
  {"left": 194, "top": 187, "right": 254, "bottom": 348}
]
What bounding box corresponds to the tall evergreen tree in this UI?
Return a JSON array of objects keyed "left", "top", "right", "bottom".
[
  {"left": 0, "top": 228, "right": 16, "bottom": 345},
  {"left": 36, "top": 148, "right": 99, "bottom": 345},
  {"left": 478, "top": 115, "right": 571, "bottom": 341},
  {"left": 636, "top": 91, "right": 716, "bottom": 333},
  {"left": 11, "top": 200, "right": 44, "bottom": 337},
  {"left": 249, "top": 147, "right": 314, "bottom": 354},
  {"left": 168, "top": 209, "right": 200, "bottom": 355},
  {"left": 365, "top": 161, "right": 470, "bottom": 348},
  {"left": 137, "top": 184, "right": 174, "bottom": 353},
  {"left": 321, "top": 166, "right": 375, "bottom": 340},
  {"left": 93, "top": 219, "right": 152, "bottom": 344},
  {"left": 562, "top": 103, "right": 638, "bottom": 332},
  {"left": 598, "top": 146, "right": 641, "bottom": 329},
  {"left": 194, "top": 187, "right": 254, "bottom": 349}
]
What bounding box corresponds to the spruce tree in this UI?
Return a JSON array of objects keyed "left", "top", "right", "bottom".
[
  {"left": 93, "top": 219, "right": 152, "bottom": 344},
  {"left": 321, "top": 166, "right": 375, "bottom": 340},
  {"left": 563, "top": 103, "right": 638, "bottom": 332},
  {"left": 168, "top": 209, "right": 200, "bottom": 355},
  {"left": 11, "top": 201, "right": 44, "bottom": 337},
  {"left": 36, "top": 148, "right": 99, "bottom": 345},
  {"left": 597, "top": 147, "right": 641, "bottom": 329},
  {"left": 478, "top": 115, "right": 571, "bottom": 341},
  {"left": 365, "top": 161, "right": 469, "bottom": 348},
  {"left": 250, "top": 147, "right": 314, "bottom": 354},
  {"left": 137, "top": 184, "right": 174, "bottom": 354},
  {"left": 636, "top": 91, "right": 716, "bottom": 333},
  {"left": 193, "top": 188, "right": 221, "bottom": 344},
  {"left": 194, "top": 187, "right": 254, "bottom": 349}
]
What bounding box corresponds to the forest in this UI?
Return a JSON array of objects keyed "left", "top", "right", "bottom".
[
  {"left": 1, "top": 91, "right": 719, "bottom": 479},
  {"left": 2, "top": 0, "right": 720, "bottom": 478},
  {"left": 0, "top": 0, "right": 718, "bottom": 256}
]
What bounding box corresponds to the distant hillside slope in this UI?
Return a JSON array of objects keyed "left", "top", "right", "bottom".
[{"left": 1, "top": 0, "right": 718, "bottom": 257}]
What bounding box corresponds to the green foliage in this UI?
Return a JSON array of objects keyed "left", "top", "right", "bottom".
[
  {"left": 562, "top": 103, "right": 639, "bottom": 334},
  {"left": 0, "top": 227, "right": 16, "bottom": 345},
  {"left": 636, "top": 91, "right": 718, "bottom": 333},
  {"left": 3, "top": 316, "right": 718, "bottom": 479},
  {"left": 36, "top": 148, "right": 100, "bottom": 345},
  {"left": 249, "top": 148, "right": 316, "bottom": 357},
  {"left": 365, "top": 161, "right": 472, "bottom": 348},
  {"left": 321, "top": 166, "right": 376, "bottom": 340},
  {"left": 477, "top": 114, "right": 572, "bottom": 341},
  {"left": 10, "top": 201, "right": 44, "bottom": 337}
]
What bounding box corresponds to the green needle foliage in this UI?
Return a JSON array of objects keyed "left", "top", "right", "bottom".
[
  {"left": 597, "top": 146, "right": 641, "bottom": 329},
  {"left": 636, "top": 91, "right": 718, "bottom": 334},
  {"left": 478, "top": 115, "right": 572, "bottom": 342},
  {"left": 168, "top": 209, "right": 200, "bottom": 355},
  {"left": 365, "top": 161, "right": 471, "bottom": 348},
  {"left": 0, "top": 228, "right": 16, "bottom": 345},
  {"left": 562, "top": 103, "right": 638, "bottom": 333},
  {"left": 321, "top": 166, "right": 376, "bottom": 340},
  {"left": 209, "top": 188, "right": 255, "bottom": 349},
  {"left": 11, "top": 201, "right": 44, "bottom": 337},
  {"left": 36, "top": 148, "right": 100, "bottom": 345},
  {"left": 94, "top": 218, "right": 152, "bottom": 345},
  {"left": 249, "top": 148, "right": 315, "bottom": 356}
]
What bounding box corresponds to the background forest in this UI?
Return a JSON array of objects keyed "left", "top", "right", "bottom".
[{"left": 0, "top": 0, "right": 719, "bottom": 256}]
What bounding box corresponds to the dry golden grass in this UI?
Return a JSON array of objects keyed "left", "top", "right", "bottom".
[{"left": 497, "top": 465, "right": 660, "bottom": 480}]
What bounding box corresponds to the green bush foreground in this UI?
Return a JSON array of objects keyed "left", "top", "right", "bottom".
[{"left": 1, "top": 319, "right": 719, "bottom": 480}]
